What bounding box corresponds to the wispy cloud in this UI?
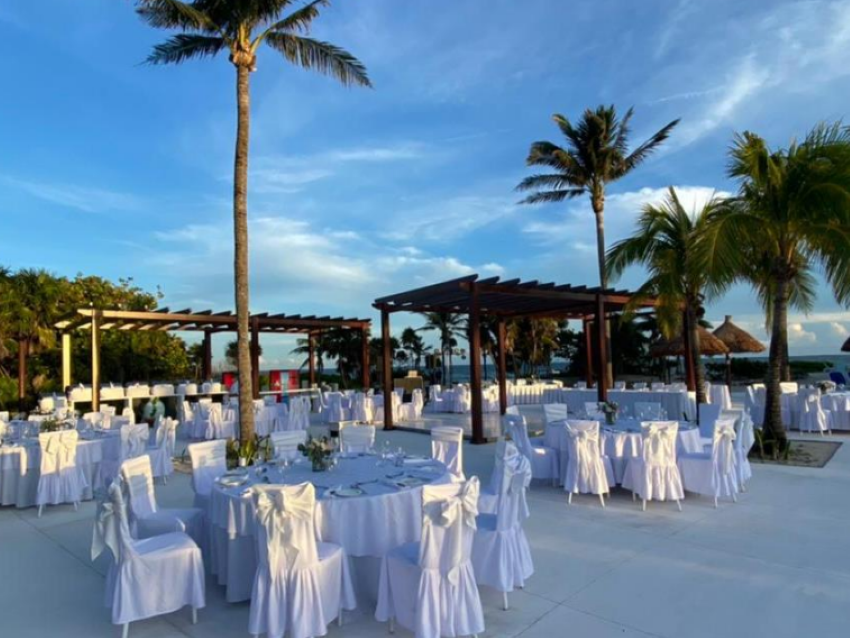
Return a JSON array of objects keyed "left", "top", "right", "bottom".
[
  {"left": 1, "top": 174, "right": 143, "bottom": 213},
  {"left": 381, "top": 194, "right": 518, "bottom": 242}
]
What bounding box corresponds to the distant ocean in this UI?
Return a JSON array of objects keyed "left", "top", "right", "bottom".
[{"left": 441, "top": 355, "right": 850, "bottom": 383}]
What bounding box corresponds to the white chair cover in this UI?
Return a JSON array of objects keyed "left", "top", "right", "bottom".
[
  {"left": 431, "top": 426, "right": 464, "bottom": 479},
  {"left": 632, "top": 382, "right": 648, "bottom": 390},
  {"left": 698, "top": 403, "right": 723, "bottom": 441},
  {"left": 350, "top": 393, "right": 373, "bottom": 423},
  {"left": 339, "top": 424, "right": 375, "bottom": 455},
  {"left": 270, "top": 431, "right": 308, "bottom": 460},
  {"left": 678, "top": 419, "right": 739, "bottom": 506},
  {"left": 120, "top": 423, "right": 150, "bottom": 461},
  {"left": 324, "top": 393, "right": 350, "bottom": 424},
  {"left": 36, "top": 430, "right": 87, "bottom": 508},
  {"left": 472, "top": 450, "right": 534, "bottom": 597},
  {"left": 723, "top": 409, "right": 755, "bottom": 489},
  {"left": 376, "top": 478, "right": 485, "bottom": 638},
  {"left": 187, "top": 440, "right": 227, "bottom": 511},
  {"left": 148, "top": 417, "right": 178, "bottom": 480},
  {"left": 248, "top": 484, "right": 356, "bottom": 638},
  {"left": 614, "top": 381, "right": 627, "bottom": 390},
  {"left": 92, "top": 481, "right": 205, "bottom": 627},
  {"left": 120, "top": 455, "right": 205, "bottom": 548},
  {"left": 799, "top": 390, "right": 831, "bottom": 434},
  {"left": 504, "top": 414, "right": 559, "bottom": 484},
  {"left": 478, "top": 440, "right": 524, "bottom": 515},
  {"left": 622, "top": 421, "right": 684, "bottom": 509},
  {"left": 542, "top": 403, "right": 568, "bottom": 424},
  {"left": 745, "top": 385, "right": 764, "bottom": 427},
  {"left": 563, "top": 421, "right": 614, "bottom": 504}
]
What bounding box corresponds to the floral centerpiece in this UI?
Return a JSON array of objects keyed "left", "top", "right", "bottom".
[
  {"left": 600, "top": 401, "right": 619, "bottom": 425},
  {"left": 39, "top": 418, "right": 64, "bottom": 433},
  {"left": 298, "top": 436, "right": 332, "bottom": 472},
  {"left": 818, "top": 380, "right": 837, "bottom": 394},
  {"left": 225, "top": 434, "right": 271, "bottom": 469}
]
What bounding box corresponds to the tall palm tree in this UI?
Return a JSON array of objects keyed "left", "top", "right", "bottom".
[
  {"left": 607, "top": 187, "right": 731, "bottom": 404},
  {"left": 400, "top": 327, "right": 428, "bottom": 370},
  {"left": 134, "top": 1, "right": 370, "bottom": 439},
  {"left": 419, "top": 312, "right": 465, "bottom": 385},
  {"left": 706, "top": 123, "right": 850, "bottom": 449},
  {"left": 461, "top": 316, "right": 497, "bottom": 379}
]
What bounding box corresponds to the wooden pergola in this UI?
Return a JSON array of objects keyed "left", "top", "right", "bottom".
[
  {"left": 54, "top": 307, "right": 371, "bottom": 410},
  {"left": 373, "top": 274, "right": 659, "bottom": 444}
]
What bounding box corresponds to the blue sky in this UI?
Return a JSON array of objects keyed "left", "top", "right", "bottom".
[{"left": 3, "top": 0, "right": 850, "bottom": 369}]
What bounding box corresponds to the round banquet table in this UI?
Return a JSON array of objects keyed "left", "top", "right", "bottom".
[
  {"left": 546, "top": 418, "right": 703, "bottom": 484},
  {"left": 0, "top": 430, "right": 119, "bottom": 508},
  {"left": 208, "top": 455, "right": 449, "bottom": 603},
  {"left": 823, "top": 393, "right": 850, "bottom": 430}
]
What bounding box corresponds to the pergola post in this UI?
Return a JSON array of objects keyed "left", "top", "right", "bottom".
[
  {"left": 308, "top": 334, "right": 316, "bottom": 387},
  {"left": 91, "top": 310, "right": 101, "bottom": 412},
  {"left": 361, "top": 326, "right": 370, "bottom": 390},
  {"left": 582, "top": 317, "right": 594, "bottom": 386},
  {"left": 595, "top": 295, "right": 608, "bottom": 403},
  {"left": 496, "top": 319, "right": 508, "bottom": 415},
  {"left": 61, "top": 333, "right": 72, "bottom": 390},
  {"left": 250, "top": 316, "right": 260, "bottom": 400},
  {"left": 202, "top": 329, "right": 212, "bottom": 380},
  {"left": 380, "top": 306, "right": 394, "bottom": 430},
  {"left": 469, "top": 284, "right": 484, "bottom": 444}
]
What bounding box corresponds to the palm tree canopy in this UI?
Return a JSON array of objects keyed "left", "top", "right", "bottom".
[
  {"left": 516, "top": 105, "right": 679, "bottom": 207},
  {"left": 606, "top": 187, "right": 731, "bottom": 338},
  {"left": 135, "top": 0, "right": 371, "bottom": 85},
  {"left": 419, "top": 312, "right": 465, "bottom": 352},
  {"left": 707, "top": 123, "right": 850, "bottom": 308}
]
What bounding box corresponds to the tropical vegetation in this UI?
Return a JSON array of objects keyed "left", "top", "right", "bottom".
[{"left": 134, "top": 0, "right": 370, "bottom": 440}]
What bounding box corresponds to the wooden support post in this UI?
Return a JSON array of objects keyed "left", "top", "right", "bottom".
[
  {"left": 61, "top": 333, "right": 72, "bottom": 390},
  {"left": 469, "top": 284, "right": 484, "bottom": 444},
  {"left": 496, "top": 319, "right": 508, "bottom": 416},
  {"left": 381, "top": 306, "right": 394, "bottom": 430},
  {"left": 308, "top": 334, "right": 316, "bottom": 387},
  {"left": 202, "top": 330, "right": 212, "bottom": 380},
  {"left": 250, "top": 316, "right": 260, "bottom": 400},
  {"left": 595, "top": 295, "right": 608, "bottom": 403},
  {"left": 361, "top": 327, "right": 370, "bottom": 390},
  {"left": 725, "top": 353, "right": 732, "bottom": 389},
  {"left": 583, "top": 317, "right": 594, "bottom": 386},
  {"left": 91, "top": 310, "right": 101, "bottom": 412}
]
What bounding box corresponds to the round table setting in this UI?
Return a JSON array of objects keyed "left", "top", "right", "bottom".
[
  {"left": 545, "top": 418, "right": 703, "bottom": 484},
  {"left": 0, "top": 428, "right": 120, "bottom": 507},
  {"left": 208, "top": 452, "right": 450, "bottom": 603}
]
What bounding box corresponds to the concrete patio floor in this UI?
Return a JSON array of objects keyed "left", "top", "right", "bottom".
[{"left": 2, "top": 421, "right": 850, "bottom": 638}]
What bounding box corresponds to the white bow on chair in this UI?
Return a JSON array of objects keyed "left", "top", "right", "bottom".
[
  {"left": 643, "top": 424, "right": 674, "bottom": 466},
  {"left": 91, "top": 490, "right": 121, "bottom": 561},
  {"left": 569, "top": 427, "right": 601, "bottom": 462},
  {"left": 255, "top": 489, "right": 314, "bottom": 579},
  {"left": 713, "top": 427, "right": 737, "bottom": 475},
  {"left": 127, "top": 428, "right": 148, "bottom": 457},
  {"left": 429, "top": 479, "right": 479, "bottom": 585}
]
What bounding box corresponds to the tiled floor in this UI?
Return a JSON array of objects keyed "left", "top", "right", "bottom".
[{"left": 2, "top": 413, "right": 849, "bottom": 638}]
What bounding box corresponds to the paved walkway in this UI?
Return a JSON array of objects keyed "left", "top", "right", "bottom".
[{"left": 2, "top": 425, "right": 850, "bottom": 637}]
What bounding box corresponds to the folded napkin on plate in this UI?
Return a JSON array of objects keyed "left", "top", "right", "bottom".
[{"left": 403, "top": 458, "right": 431, "bottom": 466}]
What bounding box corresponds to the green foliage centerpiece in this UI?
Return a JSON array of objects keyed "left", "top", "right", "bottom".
[
  {"left": 600, "top": 401, "right": 619, "bottom": 425},
  {"left": 225, "top": 434, "right": 271, "bottom": 469},
  {"left": 298, "top": 436, "right": 332, "bottom": 472}
]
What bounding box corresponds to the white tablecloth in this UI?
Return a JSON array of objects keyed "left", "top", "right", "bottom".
[
  {"left": 208, "top": 455, "right": 448, "bottom": 602},
  {"left": 0, "top": 433, "right": 117, "bottom": 508},
  {"left": 554, "top": 389, "right": 696, "bottom": 421},
  {"left": 823, "top": 393, "right": 850, "bottom": 430}
]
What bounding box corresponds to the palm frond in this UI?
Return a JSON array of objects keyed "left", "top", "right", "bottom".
[
  {"left": 146, "top": 34, "right": 227, "bottom": 65},
  {"left": 622, "top": 118, "right": 680, "bottom": 173},
  {"left": 264, "top": 33, "right": 371, "bottom": 87},
  {"left": 259, "top": 0, "right": 329, "bottom": 36},
  {"left": 518, "top": 189, "right": 580, "bottom": 205},
  {"left": 136, "top": 0, "right": 217, "bottom": 32}
]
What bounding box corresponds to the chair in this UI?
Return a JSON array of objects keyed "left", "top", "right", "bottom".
[
  {"left": 698, "top": 403, "right": 723, "bottom": 442},
  {"left": 472, "top": 450, "right": 533, "bottom": 611},
  {"left": 650, "top": 382, "right": 665, "bottom": 390},
  {"left": 400, "top": 389, "right": 424, "bottom": 421},
  {"left": 563, "top": 421, "right": 614, "bottom": 507},
  {"left": 426, "top": 385, "right": 445, "bottom": 413},
  {"left": 722, "top": 409, "right": 754, "bottom": 491},
  {"left": 270, "top": 430, "right": 308, "bottom": 461},
  {"left": 36, "top": 430, "right": 88, "bottom": 517},
  {"left": 478, "top": 439, "right": 523, "bottom": 514},
  {"left": 350, "top": 392, "right": 374, "bottom": 423},
  {"left": 248, "top": 484, "right": 356, "bottom": 638},
  {"left": 780, "top": 382, "right": 799, "bottom": 394},
  {"left": 632, "top": 382, "right": 648, "bottom": 390},
  {"left": 431, "top": 426, "right": 465, "bottom": 479},
  {"left": 339, "top": 424, "right": 376, "bottom": 455},
  {"left": 745, "top": 386, "right": 764, "bottom": 427},
  {"left": 376, "top": 478, "right": 485, "bottom": 638},
  {"left": 148, "top": 417, "right": 178, "bottom": 483},
  {"left": 505, "top": 414, "right": 559, "bottom": 485},
  {"left": 187, "top": 440, "right": 228, "bottom": 512},
  {"left": 120, "top": 455, "right": 205, "bottom": 548},
  {"left": 542, "top": 403, "right": 568, "bottom": 425},
  {"left": 634, "top": 402, "right": 663, "bottom": 420},
  {"left": 584, "top": 402, "right": 603, "bottom": 418},
  {"left": 324, "top": 393, "right": 350, "bottom": 424},
  {"left": 613, "top": 381, "right": 627, "bottom": 390},
  {"left": 575, "top": 381, "right": 588, "bottom": 389},
  {"left": 678, "top": 419, "right": 739, "bottom": 507},
  {"left": 92, "top": 481, "right": 204, "bottom": 638},
  {"left": 622, "top": 422, "right": 684, "bottom": 511},
  {"left": 799, "top": 390, "right": 831, "bottom": 435}
]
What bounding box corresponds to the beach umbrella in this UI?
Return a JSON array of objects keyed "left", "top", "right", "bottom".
[
  {"left": 649, "top": 326, "right": 730, "bottom": 358},
  {"left": 713, "top": 315, "right": 766, "bottom": 387},
  {"left": 842, "top": 336, "right": 850, "bottom": 352}
]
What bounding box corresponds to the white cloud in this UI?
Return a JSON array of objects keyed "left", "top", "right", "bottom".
[
  {"left": 381, "top": 194, "right": 518, "bottom": 242},
  {"left": 829, "top": 322, "right": 849, "bottom": 338},
  {"left": 788, "top": 322, "right": 817, "bottom": 345},
  {"left": 1, "top": 174, "right": 143, "bottom": 214}
]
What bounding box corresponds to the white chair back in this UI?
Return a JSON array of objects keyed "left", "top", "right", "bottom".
[
  {"left": 431, "top": 426, "right": 464, "bottom": 478},
  {"left": 493, "top": 450, "right": 531, "bottom": 531},
  {"left": 38, "top": 430, "right": 79, "bottom": 476},
  {"left": 698, "top": 403, "right": 723, "bottom": 439},
  {"left": 419, "top": 478, "right": 479, "bottom": 576},
  {"left": 632, "top": 382, "right": 648, "bottom": 390},
  {"left": 120, "top": 423, "right": 150, "bottom": 461},
  {"left": 780, "top": 382, "right": 799, "bottom": 394},
  {"left": 187, "top": 440, "right": 227, "bottom": 496},
  {"left": 650, "top": 382, "right": 665, "bottom": 390},
  {"left": 120, "top": 455, "right": 158, "bottom": 520},
  {"left": 614, "top": 381, "right": 626, "bottom": 390},
  {"left": 270, "top": 431, "right": 308, "bottom": 460},
  {"left": 711, "top": 419, "right": 738, "bottom": 478},
  {"left": 153, "top": 417, "right": 178, "bottom": 458},
  {"left": 252, "top": 483, "right": 319, "bottom": 572},
  {"left": 564, "top": 420, "right": 609, "bottom": 496},
  {"left": 575, "top": 381, "right": 587, "bottom": 389},
  {"left": 92, "top": 481, "right": 135, "bottom": 564},
  {"left": 339, "top": 424, "right": 375, "bottom": 454},
  {"left": 543, "top": 403, "right": 568, "bottom": 424},
  {"left": 640, "top": 421, "right": 679, "bottom": 467}
]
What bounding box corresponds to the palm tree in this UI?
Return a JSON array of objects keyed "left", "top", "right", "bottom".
[
  {"left": 400, "top": 327, "right": 428, "bottom": 370},
  {"left": 419, "top": 312, "right": 465, "bottom": 385},
  {"left": 706, "top": 124, "right": 850, "bottom": 449},
  {"left": 607, "top": 187, "right": 731, "bottom": 404},
  {"left": 134, "top": 0, "right": 370, "bottom": 440},
  {"left": 461, "top": 316, "right": 497, "bottom": 379}
]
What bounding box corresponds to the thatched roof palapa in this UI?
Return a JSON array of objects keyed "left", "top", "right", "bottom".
[
  {"left": 712, "top": 315, "right": 766, "bottom": 354},
  {"left": 650, "top": 325, "right": 730, "bottom": 358}
]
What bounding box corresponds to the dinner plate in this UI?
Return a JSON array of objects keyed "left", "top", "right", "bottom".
[
  {"left": 329, "top": 487, "right": 364, "bottom": 498},
  {"left": 219, "top": 475, "right": 248, "bottom": 487},
  {"left": 395, "top": 476, "right": 425, "bottom": 488}
]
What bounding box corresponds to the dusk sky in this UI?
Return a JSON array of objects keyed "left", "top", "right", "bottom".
[{"left": 3, "top": 0, "right": 850, "bottom": 368}]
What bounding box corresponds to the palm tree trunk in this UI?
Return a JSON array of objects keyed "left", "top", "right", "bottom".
[
  {"left": 687, "top": 304, "right": 706, "bottom": 405},
  {"left": 17, "top": 337, "right": 28, "bottom": 412},
  {"left": 233, "top": 64, "right": 254, "bottom": 442},
  {"left": 763, "top": 277, "right": 789, "bottom": 449},
  {"left": 592, "top": 196, "right": 614, "bottom": 390},
  {"left": 781, "top": 339, "right": 791, "bottom": 382}
]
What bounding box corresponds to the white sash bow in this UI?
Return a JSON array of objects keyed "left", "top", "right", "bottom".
[{"left": 255, "top": 489, "right": 313, "bottom": 578}]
